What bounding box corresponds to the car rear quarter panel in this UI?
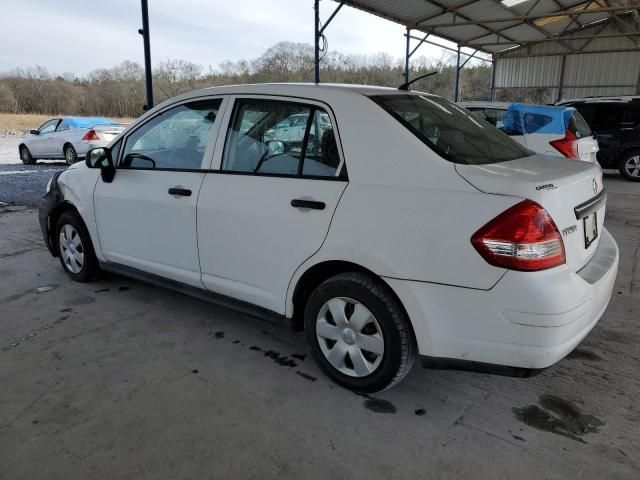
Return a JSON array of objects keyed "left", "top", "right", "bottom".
[{"left": 286, "top": 91, "right": 522, "bottom": 317}]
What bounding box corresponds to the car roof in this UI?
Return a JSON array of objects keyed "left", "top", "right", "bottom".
[
  {"left": 157, "top": 83, "right": 442, "bottom": 109},
  {"left": 192, "top": 83, "right": 402, "bottom": 96},
  {"left": 558, "top": 96, "right": 640, "bottom": 105},
  {"left": 458, "top": 101, "right": 512, "bottom": 109},
  {"left": 62, "top": 116, "right": 117, "bottom": 127}
]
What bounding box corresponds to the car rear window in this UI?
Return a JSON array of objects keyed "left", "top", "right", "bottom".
[
  {"left": 371, "top": 94, "right": 532, "bottom": 165},
  {"left": 568, "top": 111, "right": 592, "bottom": 138}
]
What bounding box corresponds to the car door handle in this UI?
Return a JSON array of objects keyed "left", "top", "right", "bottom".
[
  {"left": 168, "top": 187, "right": 192, "bottom": 197},
  {"left": 291, "top": 199, "right": 325, "bottom": 210}
]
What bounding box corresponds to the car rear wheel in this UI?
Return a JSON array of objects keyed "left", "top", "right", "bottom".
[
  {"left": 19, "top": 146, "right": 35, "bottom": 165},
  {"left": 55, "top": 211, "right": 99, "bottom": 282},
  {"left": 304, "top": 272, "right": 416, "bottom": 392},
  {"left": 64, "top": 145, "right": 77, "bottom": 165},
  {"left": 619, "top": 150, "right": 640, "bottom": 182}
]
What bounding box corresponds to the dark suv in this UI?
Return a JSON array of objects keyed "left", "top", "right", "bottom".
[{"left": 558, "top": 97, "right": 640, "bottom": 181}]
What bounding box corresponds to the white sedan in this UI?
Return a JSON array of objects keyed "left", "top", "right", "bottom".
[{"left": 39, "top": 84, "right": 619, "bottom": 392}]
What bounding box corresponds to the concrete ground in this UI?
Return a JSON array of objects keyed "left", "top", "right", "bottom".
[{"left": 0, "top": 174, "right": 639, "bottom": 480}]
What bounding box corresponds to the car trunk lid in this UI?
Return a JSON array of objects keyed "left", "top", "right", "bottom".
[
  {"left": 456, "top": 154, "right": 605, "bottom": 272},
  {"left": 94, "top": 125, "right": 125, "bottom": 141}
]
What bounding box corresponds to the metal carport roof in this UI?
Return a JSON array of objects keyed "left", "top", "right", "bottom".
[
  {"left": 335, "top": 0, "right": 640, "bottom": 54},
  {"left": 312, "top": 1, "right": 640, "bottom": 100}
]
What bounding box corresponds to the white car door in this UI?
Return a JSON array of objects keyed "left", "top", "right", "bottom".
[
  {"left": 93, "top": 97, "right": 227, "bottom": 287},
  {"left": 50, "top": 118, "right": 71, "bottom": 157},
  {"left": 197, "top": 96, "right": 347, "bottom": 314},
  {"left": 29, "top": 119, "right": 60, "bottom": 156}
]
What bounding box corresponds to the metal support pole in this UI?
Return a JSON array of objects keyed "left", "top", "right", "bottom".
[
  {"left": 314, "top": 0, "right": 320, "bottom": 83},
  {"left": 454, "top": 46, "right": 461, "bottom": 102},
  {"left": 556, "top": 54, "right": 567, "bottom": 103},
  {"left": 139, "top": 0, "right": 153, "bottom": 109},
  {"left": 404, "top": 27, "right": 411, "bottom": 85},
  {"left": 490, "top": 56, "right": 497, "bottom": 101}
]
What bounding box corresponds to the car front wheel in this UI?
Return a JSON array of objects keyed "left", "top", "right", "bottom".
[
  {"left": 55, "top": 211, "right": 99, "bottom": 282},
  {"left": 619, "top": 150, "right": 640, "bottom": 182},
  {"left": 304, "top": 272, "right": 416, "bottom": 392},
  {"left": 20, "top": 146, "right": 35, "bottom": 165}
]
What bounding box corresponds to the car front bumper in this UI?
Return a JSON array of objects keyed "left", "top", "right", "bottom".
[
  {"left": 385, "top": 227, "right": 619, "bottom": 370},
  {"left": 38, "top": 172, "right": 64, "bottom": 256}
]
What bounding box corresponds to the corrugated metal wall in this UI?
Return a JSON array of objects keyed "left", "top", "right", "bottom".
[{"left": 493, "top": 22, "right": 640, "bottom": 102}]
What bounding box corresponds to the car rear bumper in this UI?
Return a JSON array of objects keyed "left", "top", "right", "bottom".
[
  {"left": 74, "top": 141, "right": 111, "bottom": 157},
  {"left": 385, "top": 227, "right": 619, "bottom": 370}
]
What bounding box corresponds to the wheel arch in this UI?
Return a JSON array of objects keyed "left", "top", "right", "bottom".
[
  {"left": 48, "top": 201, "right": 84, "bottom": 257},
  {"left": 617, "top": 146, "right": 640, "bottom": 161},
  {"left": 288, "top": 260, "right": 415, "bottom": 338}
]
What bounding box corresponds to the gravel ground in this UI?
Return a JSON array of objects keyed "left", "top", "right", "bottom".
[{"left": 0, "top": 137, "right": 67, "bottom": 207}]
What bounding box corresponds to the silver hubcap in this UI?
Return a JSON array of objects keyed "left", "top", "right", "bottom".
[
  {"left": 315, "top": 297, "right": 384, "bottom": 378},
  {"left": 58, "top": 224, "right": 84, "bottom": 273},
  {"left": 65, "top": 148, "right": 75, "bottom": 164},
  {"left": 21, "top": 149, "right": 28, "bottom": 160},
  {"left": 625, "top": 155, "right": 640, "bottom": 177}
]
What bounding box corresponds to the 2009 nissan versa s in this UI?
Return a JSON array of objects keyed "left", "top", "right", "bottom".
[{"left": 39, "top": 84, "right": 619, "bottom": 392}]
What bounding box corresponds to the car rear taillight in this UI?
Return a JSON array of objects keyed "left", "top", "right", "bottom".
[
  {"left": 471, "top": 200, "right": 565, "bottom": 271},
  {"left": 82, "top": 129, "right": 100, "bottom": 141},
  {"left": 549, "top": 129, "right": 579, "bottom": 159}
]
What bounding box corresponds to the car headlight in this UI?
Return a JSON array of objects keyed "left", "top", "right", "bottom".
[{"left": 45, "top": 177, "right": 53, "bottom": 194}]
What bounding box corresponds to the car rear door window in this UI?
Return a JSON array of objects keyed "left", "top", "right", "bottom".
[
  {"left": 56, "top": 119, "right": 70, "bottom": 132},
  {"left": 121, "top": 99, "right": 222, "bottom": 170},
  {"left": 302, "top": 110, "right": 341, "bottom": 176},
  {"left": 594, "top": 103, "right": 625, "bottom": 128},
  {"left": 222, "top": 99, "right": 341, "bottom": 177},
  {"left": 623, "top": 103, "right": 640, "bottom": 126}
]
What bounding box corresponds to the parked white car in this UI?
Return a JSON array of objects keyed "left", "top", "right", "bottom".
[
  {"left": 460, "top": 102, "right": 599, "bottom": 163},
  {"left": 20, "top": 117, "right": 125, "bottom": 165},
  {"left": 39, "top": 84, "right": 618, "bottom": 392},
  {"left": 264, "top": 111, "right": 332, "bottom": 148}
]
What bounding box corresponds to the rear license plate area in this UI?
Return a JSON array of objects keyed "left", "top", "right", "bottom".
[{"left": 583, "top": 212, "right": 598, "bottom": 248}]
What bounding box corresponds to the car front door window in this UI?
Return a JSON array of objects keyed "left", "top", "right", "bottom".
[
  {"left": 121, "top": 100, "right": 222, "bottom": 170},
  {"left": 38, "top": 120, "right": 59, "bottom": 135}
]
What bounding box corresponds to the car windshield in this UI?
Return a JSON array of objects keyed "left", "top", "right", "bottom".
[{"left": 370, "top": 94, "right": 532, "bottom": 165}]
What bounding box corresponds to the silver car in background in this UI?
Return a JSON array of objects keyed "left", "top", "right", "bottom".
[{"left": 19, "top": 117, "right": 125, "bottom": 165}]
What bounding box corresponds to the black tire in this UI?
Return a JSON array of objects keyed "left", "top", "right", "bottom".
[
  {"left": 55, "top": 211, "right": 99, "bottom": 282},
  {"left": 619, "top": 150, "right": 640, "bottom": 182},
  {"left": 304, "top": 272, "right": 416, "bottom": 393},
  {"left": 19, "top": 145, "right": 35, "bottom": 165},
  {"left": 64, "top": 144, "right": 77, "bottom": 165}
]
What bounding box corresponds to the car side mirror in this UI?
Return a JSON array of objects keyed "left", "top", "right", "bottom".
[
  {"left": 29, "top": 129, "right": 39, "bottom": 135},
  {"left": 86, "top": 147, "right": 115, "bottom": 183}
]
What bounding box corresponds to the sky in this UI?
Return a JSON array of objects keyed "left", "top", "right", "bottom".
[{"left": 0, "top": 0, "right": 459, "bottom": 76}]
